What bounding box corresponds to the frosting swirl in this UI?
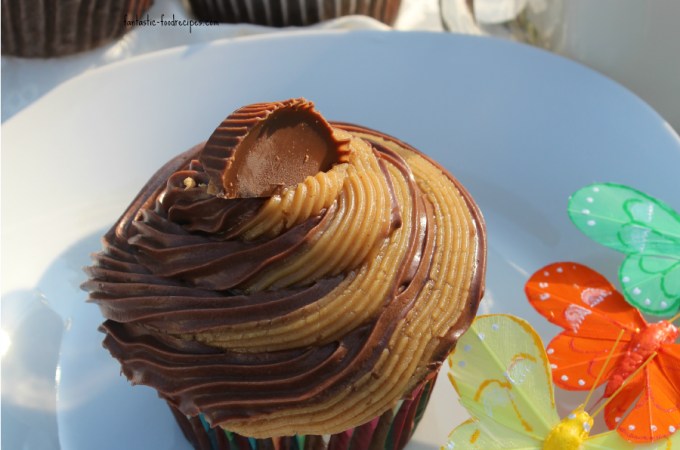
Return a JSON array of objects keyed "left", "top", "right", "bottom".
[{"left": 83, "top": 103, "right": 486, "bottom": 438}]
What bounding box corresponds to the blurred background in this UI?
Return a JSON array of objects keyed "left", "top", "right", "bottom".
[
  {"left": 2, "top": 0, "right": 679, "bottom": 133},
  {"left": 441, "top": 0, "right": 680, "bottom": 135}
]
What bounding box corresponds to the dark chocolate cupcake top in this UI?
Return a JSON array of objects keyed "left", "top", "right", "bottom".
[{"left": 82, "top": 99, "right": 486, "bottom": 438}]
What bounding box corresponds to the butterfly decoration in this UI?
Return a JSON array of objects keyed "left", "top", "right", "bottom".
[
  {"left": 443, "top": 314, "right": 677, "bottom": 449},
  {"left": 568, "top": 183, "right": 680, "bottom": 316},
  {"left": 525, "top": 262, "right": 680, "bottom": 443}
]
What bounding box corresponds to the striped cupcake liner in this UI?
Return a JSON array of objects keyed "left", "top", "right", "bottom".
[
  {"left": 187, "top": 0, "right": 402, "bottom": 27},
  {"left": 1, "top": 0, "right": 153, "bottom": 57},
  {"left": 169, "top": 376, "right": 436, "bottom": 450}
]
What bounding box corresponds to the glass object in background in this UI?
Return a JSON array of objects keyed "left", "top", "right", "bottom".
[
  {"left": 439, "top": 0, "right": 546, "bottom": 43},
  {"left": 440, "top": 0, "right": 680, "bottom": 134}
]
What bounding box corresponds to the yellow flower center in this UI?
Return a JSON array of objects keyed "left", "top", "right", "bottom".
[{"left": 544, "top": 407, "right": 593, "bottom": 450}]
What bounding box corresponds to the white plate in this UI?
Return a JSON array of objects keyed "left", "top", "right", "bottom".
[{"left": 2, "top": 30, "right": 680, "bottom": 450}]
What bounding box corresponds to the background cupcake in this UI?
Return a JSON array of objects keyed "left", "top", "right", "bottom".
[
  {"left": 187, "top": 0, "right": 402, "bottom": 27},
  {"left": 1, "top": 0, "right": 154, "bottom": 57},
  {"left": 82, "top": 99, "right": 486, "bottom": 450}
]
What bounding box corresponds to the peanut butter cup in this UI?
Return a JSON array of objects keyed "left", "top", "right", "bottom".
[{"left": 201, "top": 99, "right": 350, "bottom": 198}]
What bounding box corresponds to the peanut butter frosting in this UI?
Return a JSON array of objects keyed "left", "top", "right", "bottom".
[{"left": 82, "top": 99, "right": 486, "bottom": 438}]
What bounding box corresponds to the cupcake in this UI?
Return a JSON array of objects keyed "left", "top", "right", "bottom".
[
  {"left": 1, "top": 0, "right": 153, "bottom": 57},
  {"left": 82, "top": 98, "right": 486, "bottom": 450},
  {"left": 188, "top": 0, "right": 402, "bottom": 27}
]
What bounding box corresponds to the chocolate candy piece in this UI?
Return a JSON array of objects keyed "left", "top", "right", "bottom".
[{"left": 200, "top": 98, "right": 350, "bottom": 198}]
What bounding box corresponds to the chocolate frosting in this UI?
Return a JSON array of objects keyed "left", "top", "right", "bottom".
[{"left": 83, "top": 118, "right": 486, "bottom": 437}]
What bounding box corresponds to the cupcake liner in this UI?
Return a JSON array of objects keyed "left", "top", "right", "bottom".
[
  {"left": 1, "top": 0, "right": 154, "bottom": 57},
  {"left": 187, "top": 0, "right": 402, "bottom": 27},
  {"left": 169, "top": 376, "right": 436, "bottom": 450}
]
